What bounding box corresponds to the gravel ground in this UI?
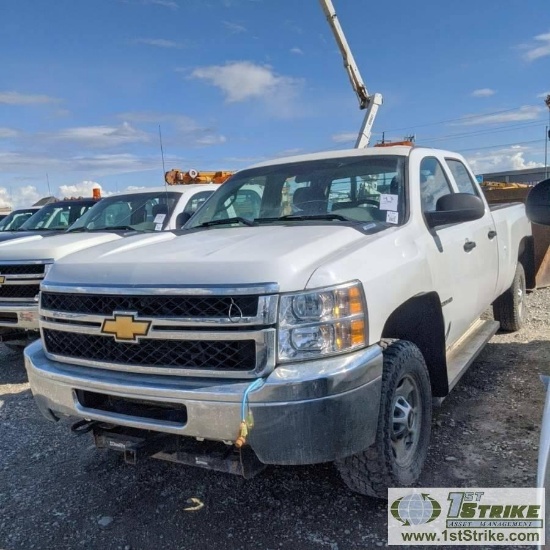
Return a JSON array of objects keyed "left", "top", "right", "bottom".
[{"left": 1, "top": 289, "right": 549, "bottom": 550}]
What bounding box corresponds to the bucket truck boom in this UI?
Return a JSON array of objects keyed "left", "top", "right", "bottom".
[{"left": 319, "top": 0, "right": 383, "bottom": 147}]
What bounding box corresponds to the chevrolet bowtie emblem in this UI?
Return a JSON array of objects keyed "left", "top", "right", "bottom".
[
  {"left": 0, "top": 276, "right": 5, "bottom": 285},
  {"left": 101, "top": 313, "right": 151, "bottom": 343}
]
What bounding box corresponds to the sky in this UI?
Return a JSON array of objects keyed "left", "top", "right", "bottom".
[{"left": 0, "top": 0, "right": 549, "bottom": 208}]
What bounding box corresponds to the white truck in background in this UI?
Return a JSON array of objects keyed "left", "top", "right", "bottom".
[
  {"left": 25, "top": 145, "right": 533, "bottom": 496},
  {"left": 0, "top": 171, "right": 230, "bottom": 348}
]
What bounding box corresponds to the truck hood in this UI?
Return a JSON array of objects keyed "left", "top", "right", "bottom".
[
  {"left": 0, "top": 232, "right": 123, "bottom": 261},
  {"left": 49, "top": 225, "right": 376, "bottom": 292},
  {"left": 0, "top": 230, "right": 58, "bottom": 243}
]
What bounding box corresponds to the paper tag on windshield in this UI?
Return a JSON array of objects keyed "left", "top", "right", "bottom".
[
  {"left": 155, "top": 223, "right": 163, "bottom": 231},
  {"left": 386, "top": 211, "right": 399, "bottom": 224},
  {"left": 154, "top": 213, "right": 166, "bottom": 224},
  {"left": 379, "top": 194, "right": 398, "bottom": 211}
]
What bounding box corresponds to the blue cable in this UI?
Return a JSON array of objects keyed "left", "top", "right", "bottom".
[{"left": 241, "top": 378, "right": 265, "bottom": 421}]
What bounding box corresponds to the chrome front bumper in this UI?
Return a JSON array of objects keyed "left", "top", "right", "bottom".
[
  {"left": 0, "top": 302, "right": 39, "bottom": 330},
  {"left": 24, "top": 340, "right": 383, "bottom": 465}
]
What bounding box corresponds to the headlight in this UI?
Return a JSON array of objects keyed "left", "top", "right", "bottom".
[{"left": 278, "top": 281, "right": 367, "bottom": 362}]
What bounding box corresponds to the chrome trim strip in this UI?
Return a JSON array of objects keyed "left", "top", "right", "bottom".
[
  {"left": 40, "top": 294, "right": 278, "bottom": 327},
  {"left": 1, "top": 274, "right": 44, "bottom": 281},
  {"left": 0, "top": 259, "right": 53, "bottom": 265},
  {"left": 1, "top": 279, "right": 42, "bottom": 285},
  {"left": 41, "top": 327, "right": 276, "bottom": 379},
  {"left": 0, "top": 297, "right": 38, "bottom": 303},
  {"left": 40, "top": 282, "right": 279, "bottom": 296}
]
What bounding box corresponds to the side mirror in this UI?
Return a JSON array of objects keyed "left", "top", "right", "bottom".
[
  {"left": 175, "top": 211, "right": 192, "bottom": 228},
  {"left": 425, "top": 193, "right": 485, "bottom": 228},
  {"left": 526, "top": 179, "right": 550, "bottom": 226}
]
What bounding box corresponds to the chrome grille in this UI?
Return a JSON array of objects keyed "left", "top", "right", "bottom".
[
  {"left": 43, "top": 329, "right": 257, "bottom": 371},
  {"left": 41, "top": 292, "right": 259, "bottom": 318}
]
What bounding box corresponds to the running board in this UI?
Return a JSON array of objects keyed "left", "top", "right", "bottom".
[{"left": 436, "top": 319, "right": 499, "bottom": 405}]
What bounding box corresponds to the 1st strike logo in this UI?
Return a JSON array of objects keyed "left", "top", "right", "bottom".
[{"left": 101, "top": 313, "right": 151, "bottom": 343}]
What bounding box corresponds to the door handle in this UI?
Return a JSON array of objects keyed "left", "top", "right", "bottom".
[
  {"left": 464, "top": 240, "right": 476, "bottom": 252},
  {"left": 488, "top": 230, "right": 497, "bottom": 240}
]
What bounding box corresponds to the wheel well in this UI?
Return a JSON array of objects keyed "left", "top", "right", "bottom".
[
  {"left": 381, "top": 293, "right": 448, "bottom": 397},
  {"left": 518, "top": 236, "right": 535, "bottom": 290}
]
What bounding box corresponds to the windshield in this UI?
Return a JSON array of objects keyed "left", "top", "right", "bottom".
[
  {"left": 68, "top": 191, "right": 180, "bottom": 232},
  {"left": 0, "top": 209, "right": 37, "bottom": 231},
  {"left": 19, "top": 202, "right": 95, "bottom": 231},
  {"left": 187, "top": 155, "right": 407, "bottom": 228}
]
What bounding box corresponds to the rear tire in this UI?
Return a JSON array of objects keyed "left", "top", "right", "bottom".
[
  {"left": 493, "top": 262, "right": 526, "bottom": 332},
  {"left": 335, "top": 340, "right": 432, "bottom": 499}
]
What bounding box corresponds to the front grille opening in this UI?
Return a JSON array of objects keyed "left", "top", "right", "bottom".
[
  {"left": 0, "top": 285, "right": 39, "bottom": 299},
  {"left": 40, "top": 292, "right": 259, "bottom": 318},
  {"left": 76, "top": 390, "right": 187, "bottom": 424},
  {"left": 0, "top": 312, "right": 17, "bottom": 323},
  {"left": 0, "top": 265, "right": 45, "bottom": 275},
  {"left": 43, "top": 329, "right": 257, "bottom": 371}
]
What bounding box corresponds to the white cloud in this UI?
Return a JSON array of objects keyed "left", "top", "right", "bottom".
[
  {"left": 0, "top": 128, "right": 20, "bottom": 139},
  {"left": 331, "top": 132, "right": 357, "bottom": 143},
  {"left": 132, "top": 38, "right": 184, "bottom": 48},
  {"left": 523, "top": 32, "right": 550, "bottom": 61},
  {"left": 143, "top": 0, "right": 178, "bottom": 8},
  {"left": 456, "top": 105, "right": 542, "bottom": 126},
  {"left": 0, "top": 91, "right": 60, "bottom": 106},
  {"left": 290, "top": 47, "right": 304, "bottom": 55},
  {"left": 48, "top": 122, "right": 150, "bottom": 148},
  {"left": 471, "top": 88, "right": 496, "bottom": 98},
  {"left": 118, "top": 112, "right": 226, "bottom": 147},
  {"left": 467, "top": 146, "right": 544, "bottom": 174},
  {"left": 58, "top": 180, "right": 103, "bottom": 199},
  {"left": 223, "top": 21, "right": 247, "bottom": 33},
  {"left": 191, "top": 61, "right": 302, "bottom": 104}
]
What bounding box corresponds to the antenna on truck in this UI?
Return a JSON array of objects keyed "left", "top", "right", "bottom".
[{"left": 319, "top": 0, "right": 383, "bottom": 148}]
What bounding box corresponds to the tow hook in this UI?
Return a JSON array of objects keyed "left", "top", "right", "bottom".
[{"left": 70, "top": 419, "right": 100, "bottom": 435}]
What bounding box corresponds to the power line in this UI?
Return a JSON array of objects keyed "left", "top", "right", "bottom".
[
  {"left": 375, "top": 104, "right": 540, "bottom": 134},
  {"left": 456, "top": 138, "right": 543, "bottom": 153},
  {"left": 420, "top": 121, "right": 546, "bottom": 143}
]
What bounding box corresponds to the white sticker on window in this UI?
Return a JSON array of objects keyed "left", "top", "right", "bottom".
[
  {"left": 386, "top": 211, "right": 399, "bottom": 224},
  {"left": 379, "top": 194, "right": 399, "bottom": 211},
  {"left": 154, "top": 223, "right": 163, "bottom": 231},
  {"left": 154, "top": 213, "right": 166, "bottom": 224}
]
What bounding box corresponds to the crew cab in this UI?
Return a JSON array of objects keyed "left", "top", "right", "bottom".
[
  {"left": 0, "top": 184, "right": 218, "bottom": 348},
  {"left": 25, "top": 146, "right": 532, "bottom": 497}
]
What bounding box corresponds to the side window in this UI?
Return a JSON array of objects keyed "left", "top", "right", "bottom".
[
  {"left": 446, "top": 159, "right": 479, "bottom": 195},
  {"left": 183, "top": 191, "right": 214, "bottom": 215},
  {"left": 419, "top": 157, "right": 453, "bottom": 212}
]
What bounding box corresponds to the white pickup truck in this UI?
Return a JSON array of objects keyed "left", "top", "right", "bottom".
[
  {"left": 0, "top": 184, "right": 218, "bottom": 347},
  {"left": 25, "top": 146, "right": 532, "bottom": 497}
]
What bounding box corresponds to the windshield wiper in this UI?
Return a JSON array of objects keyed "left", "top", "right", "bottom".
[
  {"left": 66, "top": 227, "right": 88, "bottom": 233},
  {"left": 258, "top": 213, "right": 352, "bottom": 223},
  {"left": 199, "top": 217, "right": 257, "bottom": 228},
  {"left": 104, "top": 225, "right": 137, "bottom": 231}
]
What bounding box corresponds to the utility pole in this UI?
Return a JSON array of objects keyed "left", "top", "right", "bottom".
[{"left": 545, "top": 94, "right": 550, "bottom": 179}]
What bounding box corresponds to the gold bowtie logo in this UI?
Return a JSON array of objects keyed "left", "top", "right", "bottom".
[
  {"left": 101, "top": 313, "right": 151, "bottom": 343},
  {"left": 0, "top": 276, "right": 5, "bottom": 285}
]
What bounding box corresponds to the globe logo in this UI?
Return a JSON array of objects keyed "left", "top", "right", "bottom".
[{"left": 391, "top": 493, "right": 441, "bottom": 526}]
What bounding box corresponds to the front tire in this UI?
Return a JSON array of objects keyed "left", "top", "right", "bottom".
[
  {"left": 493, "top": 262, "right": 526, "bottom": 332},
  {"left": 336, "top": 340, "right": 432, "bottom": 499}
]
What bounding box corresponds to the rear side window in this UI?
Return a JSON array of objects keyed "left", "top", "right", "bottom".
[
  {"left": 446, "top": 159, "right": 478, "bottom": 195},
  {"left": 419, "top": 157, "right": 453, "bottom": 212}
]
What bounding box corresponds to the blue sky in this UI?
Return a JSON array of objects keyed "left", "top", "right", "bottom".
[{"left": 0, "top": 0, "right": 549, "bottom": 207}]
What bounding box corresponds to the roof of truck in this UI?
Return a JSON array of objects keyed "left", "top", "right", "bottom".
[
  {"left": 247, "top": 145, "right": 465, "bottom": 169},
  {"left": 109, "top": 184, "right": 220, "bottom": 197}
]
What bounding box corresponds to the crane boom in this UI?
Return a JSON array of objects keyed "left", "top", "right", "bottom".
[{"left": 319, "top": 0, "right": 382, "bottom": 148}]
